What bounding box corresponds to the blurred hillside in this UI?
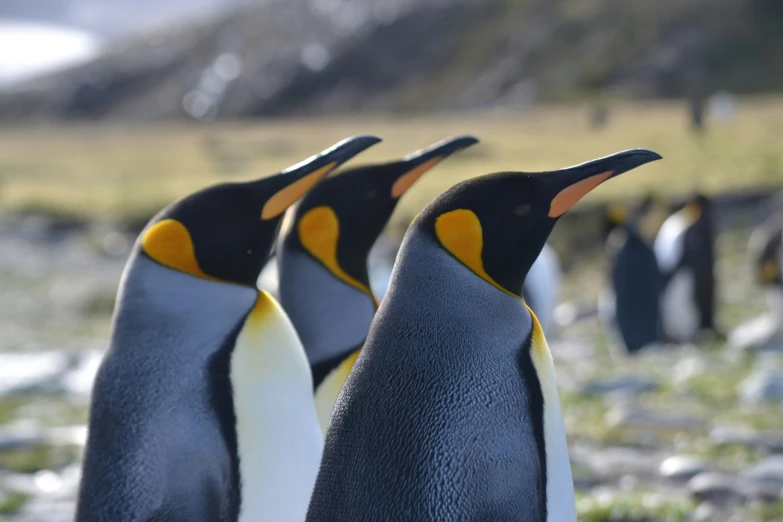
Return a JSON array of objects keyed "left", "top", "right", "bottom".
[{"left": 1, "top": 0, "right": 782, "bottom": 121}]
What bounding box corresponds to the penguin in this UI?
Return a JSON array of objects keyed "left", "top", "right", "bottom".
[
  {"left": 602, "top": 194, "right": 665, "bottom": 242},
  {"left": 749, "top": 191, "right": 783, "bottom": 289},
  {"left": 730, "top": 192, "right": 783, "bottom": 351},
  {"left": 277, "top": 135, "right": 478, "bottom": 432},
  {"left": 75, "top": 136, "right": 381, "bottom": 522},
  {"left": 602, "top": 200, "right": 631, "bottom": 240},
  {"left": 599, "top": 197, "right": 663, "bottom": 354},
  {"left": 654, "top": 191, "right": 720, "bottom": 343},
  {"left": 522, "top": 244, "right": 561, "bottom": 336},
  {"left": 306, "top": 149, "right": 661, "bottom": 521}
]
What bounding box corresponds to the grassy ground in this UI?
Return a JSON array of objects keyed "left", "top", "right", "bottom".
[
  {"left": 1, "top": 98, "right": 782, "bottom": 224},
  {"left": 0, "top": 99, "right": 782, "bottom": 519}
]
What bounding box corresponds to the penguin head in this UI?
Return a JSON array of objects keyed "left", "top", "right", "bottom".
[
  {"left": 138, "top": 136, "right": 381, "bottom": 287},
  {"left": 681, "top": 191, "right": 710, "bottom": 224},
  {"left": 285, "top": 135, "right": 478, "bottom": 292},
  {"left": 415, "top": 149, "right": 662, "bottom": 297}
]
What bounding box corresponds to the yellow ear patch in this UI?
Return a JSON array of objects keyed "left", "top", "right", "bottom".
[
  {"left": 142, "top": 219, "right": 217, "bottom": 280},
  {"left": 681, "top": 202, "right": 702, "bottom": 225},
  {"left": 298, "top": 205, "right": 375, "bottom": 299},
  {"left": 434, "top": 209, "right": 519, "bottom": 298},
  {"left": 607, "top": 203, "right": 628, "bottom": 225},
  {"left": 761, "top": 260, "right": 780, "bottom": 283},
  {"left": 391, "top": 156, "right": 442, "bottom": 199},
  {"left": 261, "top": 162, "right": 336, "bottom": 220},
  {"left": 549, "top": 170, "right": 613, "bottom": 218}
]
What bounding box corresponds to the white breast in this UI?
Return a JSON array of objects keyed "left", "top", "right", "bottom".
[
  {"left": 654, "top": 212, "right": 689, "bottom": 273},
  {"left": 231, "top": 291, "right": 323, "bottom": 522},
  {"left": 660, "top": 269, "right": 699, "bottom": 342},
  {"left": 528, "top": 317, "right": 576, "bottom": 522}
]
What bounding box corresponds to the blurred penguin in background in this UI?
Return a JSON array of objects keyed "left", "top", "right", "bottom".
[
  {"left": 523, "top": 244, "right": 561, "bottom": 337},
  {"left": 731, "top": 191, "right": 783, "bottom": 351},
  {"left": 749, "top": 191, "right": 783, "bottom": 291},
  {"left": 654, "top": 191, "right": 720, "bottom": 343},
  {"left": 599, "top": 196, "right": 663, "bottom": 354}
]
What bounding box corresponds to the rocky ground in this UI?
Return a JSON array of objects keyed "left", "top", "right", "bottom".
[{"left": 0, "top": 212, "right": 782, "bottom": 521}]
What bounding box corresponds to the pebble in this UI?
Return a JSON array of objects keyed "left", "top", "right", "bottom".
[
  {"left": 58, "top": 350, "right": 102, "bottom": 398},
  {"left": 2, "top": 464, "right": 80, "bottom": 522},
  {"left": 570, "top": 443, "right": 662, "bottom": 479},
  {"left": 0, "top": 425, "right": 86, "bottom": 452},
  {"left": 605, "top": 404, "right": 705, "bottom": 432},
  {"left": 672, "top": 355, "right": 708, "bottom": 385},
  {"left": 729, "top": 313, "right": 783, "bottom": 352},
  {"left": 581, "top": 376, "right": 659, "bottom": 397},
  {"left": 740, "top": 455, "right": 783, "bottom": 500},
  {"left": 739, "top": 371, "right": 783, "bottom": 404},
  {"left": 0, "top": 353, "right": 71, "bottom": 396},
  {"left": 658, "top": 455, "right": 709, "bottom": 482},
  {"left": 0, "top": 350, "right": 102, "bottom": 399},
  {"left": 710, "top": 425, "right": 783, "bottom": 452},
  {"left": 688, "top": 471, "right": 744, "bottom": 506}
]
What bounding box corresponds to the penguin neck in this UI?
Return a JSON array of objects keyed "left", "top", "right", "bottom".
[
  {"left": 277, "top": 246, "right": 376, "bottom": 367},
  {"left": 388, "top": 230, "right": 575, "bottom": 519},
  {"left": 230, "top": 290, "right": 323, "bottom": 522},
  {"left": 109, "top": 254, "right": 260, "bottom": 520},
  {"left": 115, "top": 251, "right": 258, "bottom": 337}
]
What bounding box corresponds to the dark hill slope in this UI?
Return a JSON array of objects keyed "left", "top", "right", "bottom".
[{"left": 1, "top": 0, "right": 782, "bottom": 120}]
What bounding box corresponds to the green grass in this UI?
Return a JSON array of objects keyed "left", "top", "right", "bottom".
[
  {"left": 0, "top": 492, "right": 28, "bottom": 515},
  {"left": 0, "top": 444, "right": 79, "bottom": 473},
  {"left": 1, "top": 98, "right": 782, "bottom": 223},
  {"left": 576, "top": 491, "right": 694, "bottom": 522}
]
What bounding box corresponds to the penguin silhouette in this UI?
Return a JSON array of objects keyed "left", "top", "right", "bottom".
[
  {"left": 277, "top": 136, "right": 478, "bottom": 432},
  {"left": 655, "top": 192, "right": 720, "bottom": 342},
  {"left": 306, "top": 149, "right": 661, "bottom": 522},
  {"left": 75, "top": 136, "right": 380, "bottom": 522},
  {"left": 600, "top": 197, "right": 663, "bottom": 354}
]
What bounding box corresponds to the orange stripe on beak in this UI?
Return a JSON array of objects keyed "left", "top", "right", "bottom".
[{"left": 549, "top": 170, "right": 613, "bottom": 218}]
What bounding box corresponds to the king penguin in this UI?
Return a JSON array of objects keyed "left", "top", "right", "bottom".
[
  {"left": 654, "top": 191, "right": 720, "bottom": 343},
  {"left": 749, "top": 191, "right": 783, "bottom": 290},
  {"left": 306, "top": 149, "right": 661, "bottom": 521},
  {"left": 277, "top": 135, "right": 478, "bottom": 432},
  {"left": 75, "top": 136, "right": 381, "bottom": 522},
  {"left": 730, "top": 192, "right": 783, "bottom": 351},
  {"left": 599, "top": 197, "right": 663, "bottom": 354}
]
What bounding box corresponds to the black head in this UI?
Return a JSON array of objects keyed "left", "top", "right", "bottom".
[
  {"left": 414, "top": 149, "right": 662, "bottom": 297},
  {"left": 603, "top": 193, "right": 657, "bottom": 239},
  {"left": 284, "top": 135, "right": 478, "bottom": 290},
  {"left": 678, "top": 190, "right": 712, "bottom": 226},
  {"left": 138, "top": 135, "right": 381, "bottom": 287}
]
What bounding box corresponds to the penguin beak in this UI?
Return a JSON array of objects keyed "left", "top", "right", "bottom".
[
  {"left": 548, "top": 149, "right": 662, "bottom": 218},
  {"left": 261, "top": 135, "right": 382, "bottom": 220},
  {"left": 391, "top": 135, "right": 479, "bottom": 199}
]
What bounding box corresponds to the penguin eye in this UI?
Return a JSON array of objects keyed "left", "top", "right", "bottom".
[
  {"left": 365, "top": 189, "right": 379, "bottom": 199},
  {"left": 513, "top": 204, "right": 532, "bottom": 216}
]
